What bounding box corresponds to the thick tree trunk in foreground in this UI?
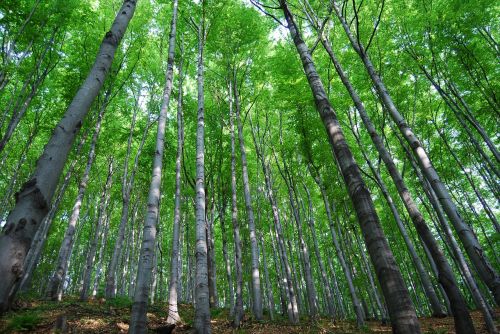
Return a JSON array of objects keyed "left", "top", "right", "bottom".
[
  {"left": 129, "top": 0, "right": 177, "bottom": 332},
  {"left": 0, "top": 0, "right": 137, "bottom": 313},
  {"left": 279, "top": 2, "right": 420, "bottom": 332},
  {"left": 318, "top": 27, "right": 473, "bottom": 330},
  {"left": 15, "top": 129, "right": 90, "bottom": 296},
  {"left": 166, "top": 42, "right": 184, "bottom": 325},
  {"left": 333, "top": 0, "right": 500, "bottom": 306}
]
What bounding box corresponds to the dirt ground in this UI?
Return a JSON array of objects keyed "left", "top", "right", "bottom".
[{"left": 0, "top": 297, "right": 497, "bottom": 333}]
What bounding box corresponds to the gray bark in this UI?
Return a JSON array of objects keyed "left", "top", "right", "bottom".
[
  {"left": 106, "top": 92, "right": 150, "bottom": 298},
  {"left": 193, "top": 9, "right": 211, "bottom": 333},
  {"left": 80, "top": 159, "right": 113, "bottom": 301},
  {"left": 92, "top": 206, "right": 112, "bottom": 298},
  {"left": 278, "top": 2, "right": 419, "bottom": 331},
  {"left": 230, "top": 82, "right": 244, "bottom": 327},
  {"left": 166, "top": 38, "right": 184, "bottom": 325},
  {"left": 333, "top": 0, "right": 500, "bottom": 305},
  {"left": 395, "top": 131, "right": 498, "bottom": 334},
  {"left": 249, "top": 115, "right": 299, "bottom": 323},
  {"left": 46, "top": 94, "right": 107, "bottom": 301},
  {"left": 275, "top": 152, "right": 317, "bottom": 318},
  {"left": 303, "top": 183, "right": 335, "bottom": 318},
  {"left": 129, "top": 0, "right": 177, "bottom": 331},
  {"left": 0, "top": 0, "right": 137, "bottom": 312},
  {"left": 233, "top": 73, "right": 263, "bottom": 319},
  {"left": 16, "top": 128, "right": 90, "bottom": 295},
  {"left": 321, "top": 30, "right": 474, "bottom": 329}
]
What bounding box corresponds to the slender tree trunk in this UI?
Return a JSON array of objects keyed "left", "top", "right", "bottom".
[
  {"left": 129, "top": 0, "right": 177, "bottom": 331},
  {"left": 219, "top": 197, "right": 234, "bottom": 316},
  {"left": 277, "top": 2, "right": 419, "bottom": 331},
  {"left": 80, "top": 159, "right": 113, "bottom": 301},
  {"left": 193, "top": 7, "right": 211, "bottom": 333},
  {"left": 306, "top": 163, "right": 364, "bottom": 325},
  {"left": 250, "top": 116, "right": 299, "bottom": 322},
  {"left": 275, "top": 152, "right": 317, "bottom": 318},
  {"left": 233, "top": 73, "right": 263, "bottom": 319},
  {"left": 259, "top": 231, "right": 275, "bottom": 320},
  {"left": 166, "top": 40, "right": 184, "bottom": 325},
  {"left": 229, "top": 79, "right": 244, "bottom": 327},
  {"left": 16, "top": 129, "right": 89, "bottom": 295},
  {"left": 0, "top": 0, "right": 137, "bottom": 312},
  {"left": 332, "top": 1, "right": 500, "bottom": 305},
  {"left": 0, "top": 29, "right": 59, "bottom": 153},
  {"left": 92, "top": 208, "right": 111, "bottom": 298},
  {"left": 303, "top": 183, "right": 335, "bottom": 318},
  {"left": 106, "top": 95, "right": 150, "bottom": 299},
  {"left": 207, "top": 195, "right": 218, "bottom": 307},
  {"left": 434, "top": 123, "right": 499, "bottom": 233}
]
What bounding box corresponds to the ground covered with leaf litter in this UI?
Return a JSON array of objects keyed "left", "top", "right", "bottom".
[{"left": 0, "top": 297, "right": 497, "bottom": 333}]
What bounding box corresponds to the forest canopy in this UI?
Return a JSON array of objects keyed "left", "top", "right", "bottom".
[{"left": 0, "top": 0, "right": 498, "bottom": 333}]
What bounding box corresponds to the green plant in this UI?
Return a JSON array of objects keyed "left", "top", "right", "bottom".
[
  {"left": 7, "top": 312, "right": 41, "bottom": 331},
  {"left": 106, "top": 296, "right": 133, "bottom": 308}
]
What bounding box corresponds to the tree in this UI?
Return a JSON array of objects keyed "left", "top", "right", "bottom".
[{"left": 0, "top": 0, "right": 138, "bottom": 312}]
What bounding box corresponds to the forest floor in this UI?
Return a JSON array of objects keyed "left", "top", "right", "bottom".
[{"left": 0, "top": 296, "right": 497, "bottom": 333}]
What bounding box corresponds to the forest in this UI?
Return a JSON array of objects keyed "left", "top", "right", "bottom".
[{"left": 0, "top": 0, "right": 498, "bottom": 333}]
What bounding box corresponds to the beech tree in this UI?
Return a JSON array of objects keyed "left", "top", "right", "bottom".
[{"left": 0, "top": 1, "right": 497, "bottom": 334}]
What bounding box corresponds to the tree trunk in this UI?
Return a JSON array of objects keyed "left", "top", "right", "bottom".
[
  {"left": 193, "top": 8, "right": 211, "bottom": 333},
  {"left": 230, "top": 81, "right": 244, "bottom": 327},
  {"left": 46, "top": 90, "right": 109, "bottom": 301},
  {"left": 278, "top": 2, "right": 419, "bottom": 332},
  {"left": 394, "top": 128, "right": 498, "bottom": 334},
  {"left": 129, "top": 0, "right": 177, "bottom": 331},
  {"left": 332, "top": 1, "right": 500, "bottom": 305},
  {"left": 321, "top": 32, "right": 475, "bottom": 330},
  {"left": 80, "top": 159, "right": 113, "bottom": 301},
  {"left": 233, "top": 73, "right": 263, "bottom": 320},
  {"left": 250, "top": 116, "right": 299, "bottom": 323},
  {"left": 166, "top": 39, "right": 184, "bottom": 325},
  {"left": 0, "top": 0, "right": 137, "bottom": 312},
  {"left": 303, "top": 183, "right": 336, "bottom": 318}
]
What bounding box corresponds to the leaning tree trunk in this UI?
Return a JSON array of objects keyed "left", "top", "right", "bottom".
[
  {"left": 230, "top": 81, "right": 244, "bottom": 327},
  {"left": 394, "top": 129, "right": 498, "bottom": 334},
  {"left": 332, "top": 0, "right": 500, "bottom": 305},
  {"left": 233, "top": 73, "right": 263, "bottom": 320},
  {"left": 0, "top": 0, "right": 137, "bottom": 313},
  {"left": 193, "top": 9, "right": 211, "bottom": 334},
  {"left": 46, "top": 91, "right": 108, "bottom": 301},
  {"left": 15, "top": 128, "right": 90, "bottom": 296},
  {"left": 316, "top": 26, "right": 474, "bottom": 330},
  {"left": 278, "top": 2, "right": 420, "bottom": 332},
  {"left": 166, "top": 43, "right": 184, "bottom": 324},
  {"left": 129, "top": 1, "right": 177, "bottom": 332}
]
